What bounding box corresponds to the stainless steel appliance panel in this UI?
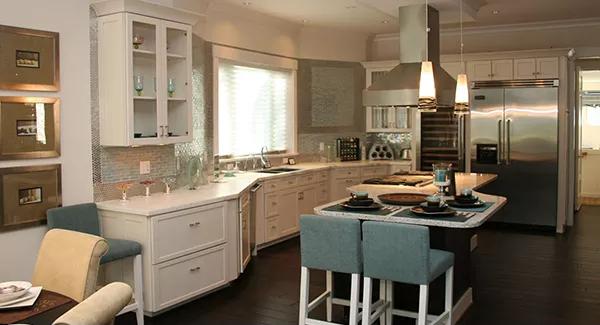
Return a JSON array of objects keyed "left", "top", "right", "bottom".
[{"left": 470, "top": 89, "right": 505, "bottom": 167}]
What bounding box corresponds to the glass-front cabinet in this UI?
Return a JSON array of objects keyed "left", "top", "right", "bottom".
[{"left": 97, "top": 13, "right": 192, "bottom": 146}]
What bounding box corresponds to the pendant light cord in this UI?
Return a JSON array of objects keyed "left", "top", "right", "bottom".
[
  {"left": 460, "top": 0, "right": 464, "bottom": 73},
  {"left": 425, "top": 0, "right": 428, "bottom": 60}
]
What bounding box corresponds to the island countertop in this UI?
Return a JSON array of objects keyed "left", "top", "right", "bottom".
[{"left": 315, "top": 173, "right": 506, "bottom": 229}]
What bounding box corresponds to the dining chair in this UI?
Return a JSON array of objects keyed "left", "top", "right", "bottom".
[
  {"left": 46, "top": 203, "right": 144, "bottom": 325},
  {"left": 361, "top": 222, "right": 454, "bottom": 325},
  {"left": 53, "top": 282, "right": 133, "bottom": 325},
  {"left": 32, "top": 229, "right": 109, "bottom": 302}
]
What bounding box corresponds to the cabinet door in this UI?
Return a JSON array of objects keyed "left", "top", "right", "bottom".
[
  {"left": 467, "top": 61, "right": 492, "bottom": 81},
  {"left": 298, "top": 186, "right": 317, "bottom": 216},
  {"left": 161, "top": 21, "right": 193, "bottom": 144},
  {"left": 513, "top": 58, "right": 537, "bottom": 80},
  {"left": 240, "top": 201, "right": 251, "bottom": 272},
  {"left": 128, "top": 14, "right": 162, "bottom": 145},
  {"left": 278, "top": 189, "right": 299, "bottom": 236},
  {"left": 491, "top": 60, "right": 513, "bottom": 80},
  {"left": 536, "top": 57, "right": 559, "bottom": 79},
  {"left": 332, "top": 178, "right": 361, "bottom": 200},
  {"left": 441, "top": 62, "right": 464, "bottom": 80}
]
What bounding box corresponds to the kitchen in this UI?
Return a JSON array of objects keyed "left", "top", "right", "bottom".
[{"left": 0, "top": 0, "right": 599, "bottom": 324}]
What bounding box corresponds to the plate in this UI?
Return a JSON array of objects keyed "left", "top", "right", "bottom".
[
  {"left": 0, "top": 286, "right": 42, "bottom": 309},
  {"left": 340, "top": 202, "right": 383, "bottom": 211},
  {"left": 447, "top": 200, "right": 485, "bottom": 208},
  {"left": 454, "top": 195, "right": 479, "bottom": 204},
  {"left": 410, "top": 206, "right": 456, "bottom": 217},
  {"left": 420, "top": 202, "right": 449, "bottom": 213},
  {"left": 378, "top": 193, "right": 429, "bottom": 206},
  {"left": 0, "top": 281, "right": 32, "bottom": 304}
]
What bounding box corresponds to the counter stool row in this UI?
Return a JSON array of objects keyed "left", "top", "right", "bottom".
[{"left": 299, "top": 215, "right": 454, "bottom": 325}]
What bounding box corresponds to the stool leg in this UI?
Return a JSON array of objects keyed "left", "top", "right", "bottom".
[
  {"left": 133, "top": 254, "right": 144, "bottom": 325},
  {"left": 299, "top": 267, "right": 310, "bottom": 325},
  {"left": 445, "top": 266, "right": 454, "bottom": 325},
  {"left": 326, "top": 270, "right": 333, "bottom": 322},
  {"left": 417, "top": 284, "right": 429, "bottom": 325},
  {"left": 385, "top": 280, "right": 393, "bottom": 325},
  {"left": 379, "top": 280, "right": 386, "bottom": 325},
  {"left": 362, "top": 277, "right": 373, "bottom": 325},
  {"left": 349, "top": 273, "right": 360, "bottom": 325}
]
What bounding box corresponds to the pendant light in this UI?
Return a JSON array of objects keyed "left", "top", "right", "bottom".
[
  {"left": 418, "top": 0, "right": 437, "bottom": 111},
  {"left": 454, "top": 0, "right": 470, "bottom": 114}
]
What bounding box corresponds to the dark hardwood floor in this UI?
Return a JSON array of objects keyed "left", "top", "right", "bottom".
[{"left": 116, "top": 206, "right": 600, "bottom": 325}]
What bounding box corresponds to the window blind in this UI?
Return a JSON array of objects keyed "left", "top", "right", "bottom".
[{"left": 218, "top": 62, "right": 292, "bottom": 157}]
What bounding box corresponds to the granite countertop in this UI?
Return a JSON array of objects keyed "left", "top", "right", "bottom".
[
  {"left": 315, "top": 173, "right": 506, "bottom": 229},
  {"left": 96, "top": 160, "right": 411, "bottom": 216}
]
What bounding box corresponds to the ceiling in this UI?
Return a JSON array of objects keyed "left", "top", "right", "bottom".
[{"left": 219, "top": 0, "right": 600, "bottom": 33}]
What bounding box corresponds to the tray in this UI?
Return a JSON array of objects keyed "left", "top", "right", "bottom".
[{"left": 378, "top": 193, "right": 429, "bottom": 206}]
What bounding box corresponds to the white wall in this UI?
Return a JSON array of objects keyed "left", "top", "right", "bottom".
[
  {"left": 0, "top": 0, "right": 92, "bottom": 281},
  {"left": 298, "top": 26, "right": 369, "bottom": 62}
]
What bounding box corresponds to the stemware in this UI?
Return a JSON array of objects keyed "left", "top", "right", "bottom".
[
  {"left": 140, "top": 179, "right": 155, "bottom": 197},
  {"left": 115, "top": 182, "right": 134, "bottom": 201},
  {"left": 167, "top": 78, "right": 176, "bottom": 97},
  {"left": 432, "top": 162, "right": 452, "bottom": 204},
  {"left": 134, "top": 75, "right": 144, "bottom": 96}
]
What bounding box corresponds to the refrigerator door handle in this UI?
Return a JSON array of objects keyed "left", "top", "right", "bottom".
[
  {"left": 497, "top": 119, "right": 503, "bottom": 165},
  {"left": 506, "top": 119, "right": 512, "bottom": 165}
]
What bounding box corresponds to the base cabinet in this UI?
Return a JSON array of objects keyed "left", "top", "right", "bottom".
[{"left": 278, "top": 189, "right": 300, "bottom": 236}]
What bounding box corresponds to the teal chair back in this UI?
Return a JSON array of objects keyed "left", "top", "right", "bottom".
[
  {"left": 362, "top": 221, "right": 430, "bottom": 285},
  {"left": 300, "top": 215, "right": 362, "bottom": 274},
  {"left": 47, "top": 203, "right": 101, "bottom": 236}
]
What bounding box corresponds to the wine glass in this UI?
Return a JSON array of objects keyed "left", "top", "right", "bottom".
[
  {"left": 134, "top": 75, "right": 144, "bottom": 96},
  {"left": 167, "top": 78, "right": 176, "bottom": 97},
  {"left": 432, "top": 162, "right": 452, "bottom": 204}
]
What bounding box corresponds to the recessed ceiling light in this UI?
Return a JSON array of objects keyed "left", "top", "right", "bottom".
[
  {"left": 242, "top": 1, "right": 251, "bottom": 5},
  {"left": 346, "top": 5, "right": 357, "bottom": 9},
  {"left": 492, "top": 9, "right": 500, "bottom": 15},
  {"left": 302, "top": 19, "right": 309, "bottom": 23},
  {"left": 381, "top": 19, "right": 390, "bottom": 24}
]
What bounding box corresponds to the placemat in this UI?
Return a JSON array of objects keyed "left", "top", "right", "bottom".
[
  {"left": 322, "top": 204, "right": 393, "bottom": 216},
  {"left": 448, "top": 202, "right": 494, "bottom": 213},
  {"left": 392, "top": 208, "right": 471, "bottom": 223},
  {"left": 0, "top": 290, "right": 73, "bottom": 325}
]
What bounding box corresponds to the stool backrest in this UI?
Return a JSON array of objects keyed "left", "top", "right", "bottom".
[
  {"left": 300, "top": 215, "right": 362, "bottom": 274},
  {"left": 362, "top": 221, "right": 430, "bottom": 285},
  {"left": 47, "top": 203, "right": 101, "bottom": 236}
]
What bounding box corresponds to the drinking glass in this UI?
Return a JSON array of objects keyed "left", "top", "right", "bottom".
[
  {"left": 168, "top": 78, "right": 176, "bottom": 97},
  {"left": 134, "top": 75, "right": 144, "bottom": 96},
  {"left": 432, "top": 162, "right": 452, "bottom": 203}
]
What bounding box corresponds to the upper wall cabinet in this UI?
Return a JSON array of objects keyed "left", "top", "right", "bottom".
[
  {"left": 97, "top": 11, "right": 193, "bottom": 146},
  {"left": 466, "top": 59, "right": 513, "bottom": 81},
  {"left": 514, "top": 57, "right": 559, "bottom": 80}
]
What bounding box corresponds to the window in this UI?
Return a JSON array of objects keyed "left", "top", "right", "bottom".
[{"left": 217, "top": 60, "right": 295, "bottom": 157}]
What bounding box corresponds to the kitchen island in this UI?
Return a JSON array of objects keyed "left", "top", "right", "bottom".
[{"left": 314, "top": 173, "right": 505, "bottom": 324}]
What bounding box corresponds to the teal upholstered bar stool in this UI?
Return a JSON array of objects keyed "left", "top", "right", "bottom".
[
  {"left": 47, "top": 203, "right": 144, "bottom": 325},
  {"left": 361, "top": 222, "right": 454, "bottom": 325},
  {"left": 299, "top": 215, "right": 363, "bottom": 325}
]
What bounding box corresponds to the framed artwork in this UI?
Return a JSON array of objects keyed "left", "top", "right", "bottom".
[
  {"left": 0, "top": 24, "right": 60, "bottom": 91},
  {"left": 0, "top": 97, "right": 60, "bottom": 160},
  {"left": 0, "top": 164, "right": 62, "bottom": 232}
]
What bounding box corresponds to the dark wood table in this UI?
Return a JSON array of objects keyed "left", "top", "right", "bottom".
[{"left": 0, "top": 290, "right": 76, "bottom": 325}]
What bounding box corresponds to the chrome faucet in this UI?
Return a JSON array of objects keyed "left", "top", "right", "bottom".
[{"left": 260, "top": 146, "right": 271, "bottom": 169}]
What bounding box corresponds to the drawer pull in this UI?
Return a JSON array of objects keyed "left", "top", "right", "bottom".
[
  {"left": 188, "top": 221, "right": 201, "bottom": 227},
  {"left": 189, "top": 266, "right": 201, "bottom": 272},
  {"left": 288, "top": 181, "right": 294, "bottom": 185}
]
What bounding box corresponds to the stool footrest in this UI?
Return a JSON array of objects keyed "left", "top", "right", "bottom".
[
  {"left": 391, "top": 308, "right": 449, "bottom": 323},
  {"left": 308, "top": 290, "right": 331, "bottom": 313}
]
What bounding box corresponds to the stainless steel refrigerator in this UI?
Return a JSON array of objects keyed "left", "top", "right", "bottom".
[{"left": 469, "top": 80, "right": 559, "bottom": 227}]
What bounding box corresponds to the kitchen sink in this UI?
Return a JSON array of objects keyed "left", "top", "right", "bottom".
[{"left": 256, "top": 167, "right": 301, "bottom": 174}]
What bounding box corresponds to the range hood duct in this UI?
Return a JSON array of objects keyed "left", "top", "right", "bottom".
[{"left": 363, "top": 5, "right": 456, "bottom": 108}]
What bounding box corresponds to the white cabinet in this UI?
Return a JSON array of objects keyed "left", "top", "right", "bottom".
[
  {"left": 366, "top": 106, "right": 413, "bottom": 133},
  {"left": 239, "top": 191, "right": 251, "bottom": 273},
  {"left": 514, "top": 57, "right": 559, "bottom": 79},
  {"left": 97, "top": 12, "right": 192, "bottom": 146},
  {"left": 278, "top": 189, "right": 299, "bottom": 237},
  {"left": 467, "top": 60, "right": 513, "bottom": 81}
]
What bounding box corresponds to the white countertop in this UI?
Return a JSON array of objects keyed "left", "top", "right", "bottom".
[{"left": 96, "top": 160, "right": 410, "bottom": 216}]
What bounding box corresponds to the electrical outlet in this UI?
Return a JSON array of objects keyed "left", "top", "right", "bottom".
[
  {"left": 282, "top": 157, "right": 289, "bottom": 164},
  {"left": 140, "top": 161, "right": 150, "bottom": 174}
]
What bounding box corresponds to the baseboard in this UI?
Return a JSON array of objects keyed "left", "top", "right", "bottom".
[
  {"left": 256, "top": 232, "right": 300, "bottom": 251},
  {"left": 453, "top": 287, "right": 473, "bottom": 325}
]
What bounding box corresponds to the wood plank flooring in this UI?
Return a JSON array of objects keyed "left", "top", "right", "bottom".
[{"left": 116, "top": 206, "right": 600, "bottom": 325}]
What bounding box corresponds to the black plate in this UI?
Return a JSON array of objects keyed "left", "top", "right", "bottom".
[
  {"left": 341, "top": 202, "right": 383, "bottom": 211},
  {"left": 410, "top": 206, "right": 456, "bottom": 217},
  {"left": 420, "top": 202, "right": 448, "bottom": 212},
  {"left": 447, "top": 200, "right": 485, "bottom": 208},
  {"left": 454, "top": 195, "right": 479, "bottom": 204},
  {"left": 347, "top": 198, "right": 375, "bottom": 206}
]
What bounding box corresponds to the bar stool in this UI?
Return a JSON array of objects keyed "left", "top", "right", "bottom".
[
  {"left": 47, "top": 203, "right": 144, "bottom": 325},
  {"left": 361, "top": 222, "right": 454, "bottom": 325},
  {"left": 299, "top": 215, "right": 363, "bottom": 325}
]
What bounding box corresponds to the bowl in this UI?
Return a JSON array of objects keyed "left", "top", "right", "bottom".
[
  {"left": 348, "top": 198, "right": 374, "bottom": 206},
  {"left": 0, "top": 281, "right": 32, "bottom": 303}
]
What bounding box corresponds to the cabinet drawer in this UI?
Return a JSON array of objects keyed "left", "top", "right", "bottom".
[
  {"left": 334, "top": 168, "right": 360, "bottom": 179},
  {"left": 264, "top": 176, "right": 298, "bottom": 193},
  {"left": 265, "top": 194, "right": 278, "bottom": 217},
  {"left": 151, "top": 202, "right": 227, "bottom": 264},
  {"left": 299, "top": 172, "right": 317, "bottom": 186},
  {"left": 362, "top": 166, "right": 388, "bottom": 177},
  {"left": 154, "top": 245, "right": 227, "bottom": 310},
  {"left": 318, "top": 171, "right": 329, "bottom": 182},
  {"left": 266, "top": 216, "right": 279, "bottom": 241}
]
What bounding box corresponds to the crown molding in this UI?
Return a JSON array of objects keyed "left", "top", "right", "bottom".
[{"left": 92, "top": 0, "right": 204, "bottom": 25}]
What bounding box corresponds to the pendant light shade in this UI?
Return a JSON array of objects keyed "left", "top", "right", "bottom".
[
  {"left": 454, "top": 73, "right": 470, "bottom": 114},
  {"left": 418, "top": 61, "right": 437, "bottom": 111}
]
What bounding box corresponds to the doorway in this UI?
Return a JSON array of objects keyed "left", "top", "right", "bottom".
[{"left": 574, "top": 60, "right": 600, "bottom": 209}]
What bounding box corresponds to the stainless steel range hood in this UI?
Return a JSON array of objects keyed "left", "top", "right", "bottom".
[{"left": 363, "top": 5, "right": 456, "bottom": 108}]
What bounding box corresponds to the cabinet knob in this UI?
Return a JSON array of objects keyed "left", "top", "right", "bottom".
[
  {"left": 188, "top": 221, "right": 201, "bottom": 227},
  {"left": 189, "top": 266, "right": 201, "bottom": 272}
]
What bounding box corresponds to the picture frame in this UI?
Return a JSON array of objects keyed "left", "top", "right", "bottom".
[
  {"left": 0, "top": 24, "right": 60, "bottom": 91},
  {"left": 0, "top": 164, "right": 62, "bottom": 232},
  {"left": 0, "top": 97, "right": 60, "bottom": 160}
]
